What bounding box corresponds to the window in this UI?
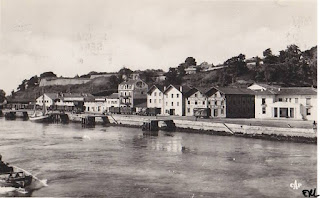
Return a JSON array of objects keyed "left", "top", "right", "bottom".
[
  {"left": 171, "top": 102, "right": 174, "bottom": 106},
  {"left": 195, "top": 101, "right": 198, "bottom": 105},
  {"left": 188, "top": 100, "right": 190, "bottom": 105},
  {"left": 177, "top": 102, "right": 179, "bottom": 106},
  {"left": 208, "top": 101, "right": 211, "bottom": 105},
  {"left": 187, "top": 108, "right": 190, "bottom": 113},
  {"left": 125, "top": 92, "right": 127, "bottom": 96},
  {"left": 149, "top": 99, "right": 152, "bottom": 103},
  {"left": 306, "top": 108, "right": 311, "bottom": 115},
  {"left": 154, "top": 92, "right": 157, "bottom": 96},
  {"left": 166, "top": 94, "right": 168, "bottom": 98},
  {"left": 262, "top": 107, "right": 266, "bottom": 114},
  {"left": 166, "top": 102, "right": 168, "bottom": 106},
  {"left": 177, "top": 94, "right": 179, "bottom": 98},
  {"left": 295, "top": 98, "right": 298, "bottom": 103},
  {"left": 262, "top": 98, "right": 266, "bottom": 105},
  {"left": 306, "top": 98, "right": 311, "bottom": 105},
  {"left": 171, "top": 94, "right": 174, "bottom": 98},
  {"left": 278, "top": 98, "right": 283, "bottom": 102},
  {"left": 215, "top": 101, "right": 217, "bottom": 105},
  {"left": 159, "top": 92, "right": 162, "bottom": 96},
  {"left": 141, "top": 92, "right": 144, "bottom": 95},
  {"left": 195, "top": 94, "right": 197, "bottom": 97},
  {"left": 221, "top": 109, "right": 224, "bottom": 114},
  {"left": 203, "top": 101, "right": 205, "bottom": 105},
  {"left": 154, "top": 99, "right": 156, "bottom": 103},
  {"left": 289, "top": 98, "right": 291, "bottom": 102},
  {"left": 159, "top": 99, "right": 161, "bottom": 103}
]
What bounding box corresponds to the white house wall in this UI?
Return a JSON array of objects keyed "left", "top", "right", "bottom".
[
  {"left": 254, "top": 95, "right": 275, "bottom": 119},
  {"left": 147, "top": 88, "right": 164, "bottom": 114},
  {"left": 164, "top": 87, "right": 184, "bottom": 116},
  {"left": 36, "top": 94, "right": 54, "bottom": 107},
  {"left": 207, "top": 91, "right": 226, "bottom": 118},
  {"left": 185, "top": 91, "right": 207, "bottom": 116}
]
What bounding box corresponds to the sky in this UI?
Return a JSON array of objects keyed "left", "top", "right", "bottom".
[{"left": 0, "top": 0, "right": 317, "bottom": 94}]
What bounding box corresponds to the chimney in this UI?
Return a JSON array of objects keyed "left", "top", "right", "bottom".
[{"left": 180, "top": 86, "right": 183, "bottom": 92}]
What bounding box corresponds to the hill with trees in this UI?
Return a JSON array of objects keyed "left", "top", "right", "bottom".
[{"left": 5, "top": 44, "right": 317, "bottom": 101}]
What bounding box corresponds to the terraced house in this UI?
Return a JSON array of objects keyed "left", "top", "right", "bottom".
[
  {"left": 163, "top": 85, "right": 192, "bottom": 116},
  {"left": 147, "top": 85, "right": 165, "bottom": 114}
]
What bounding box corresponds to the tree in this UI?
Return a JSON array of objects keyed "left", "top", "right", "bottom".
[
  {"left": 40, "top": 71, "right": 57, "bottom": 79},
  {"left": 185, "top": 57, "right": 197, "bottom": 67},
  {"left": 109, "top": 75, "right": 120, "bottom": 89},
  {"left": 165, "top": 67, "right": 182, "bottom": 85},
  {"left": 263, "top": 48, "right": 278, "bottom": 64},
  {"left": 17, "top": 79, "right": 27, "bottom": 91},
  {"left": 27, "top": 75, "right": 39, "bottom": 88},
  {"left": 140, "top": 70, "right": 156, "bottom": 83},
  {"left": 0, "top": 89, "right": 5, "bottom": 103},
  {"left": 118, "top": 67, "right": 133, "bottom": 82},
  {"left": 224, "top": 54, "right": 248, "bottom": 83}
]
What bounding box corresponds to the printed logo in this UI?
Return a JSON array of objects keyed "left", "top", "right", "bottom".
[{"left": 290, "top": 180, "right": 302, "bottom": 190}]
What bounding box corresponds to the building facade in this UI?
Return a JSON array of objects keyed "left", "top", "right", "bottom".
[
  {"left": 147, "top": 85, "right": 165, "bottom": 114},
  {"left": 163, "top": 85, "right": 191, "bottom": 116},
  {"left": 118, "top": 79, "right": 148, "bottom": 107},
  {"left": 185, "top": 88, "right": 209, "bottom": 116},
  {"left": 251, "top": 86, "right": 317, "bottom": 121}
]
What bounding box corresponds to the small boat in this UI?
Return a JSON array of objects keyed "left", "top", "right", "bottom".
[
  {"left": 0, "top": 171, "right": 32, "bottom": 188},
  {"left": 29, "top": 113, "right": 51, "bottom": 123},
  {"left": 29, "top": 93, "right": 51, "bottom": 123},
  {"left": 0, "top": 158, "right": 47, "bottom": 193},
  {"left": 4, "top": 112, "right": 16, "bottom": 120}
]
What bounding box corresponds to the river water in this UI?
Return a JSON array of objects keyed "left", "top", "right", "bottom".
[{"left": 0, "top": 118, "right": 316, "bottom": 197}]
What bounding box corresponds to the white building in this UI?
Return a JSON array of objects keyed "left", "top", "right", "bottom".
[
  {"left": 185, "top": 87, "right": 209, "bottom": 116},
  {"left": 163, "top": 85, "right": 192, "bottom": 116},
  {"left": 248, "top": 84, "right": 317, "bottom": 121},
  {"left": 185, "top": 66, "right": 197, "bottom": 75},
  {"left": 84, "top": 93, "right": 120, "bottom": 113},
  {"left": 36, "top": 93, "right": 59, "bottom": 108},
  {"left": 147, "top": 85, "right": 165, "bottom": 114}
]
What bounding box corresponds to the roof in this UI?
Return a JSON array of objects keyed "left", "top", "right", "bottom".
[
  {"left": 44, "top": 93, "right": 60, "bottom": 100},
  {"left": 277, "top": 87, "right": 317, "bottom": 95},
  {"left": 61, "top": 93, "right": 93, "bottom": 98},
  {"left": 106, "top": 93, "right": 119, "bottom": 99},
  {"left": 185, "top": 87, "right": 213, "bottom": 97},
  {"left": 163, "top": 85, "right": 192, "bottom": 95},
  {"left": 215, "top": 87, "right": 256, "bottom": 95},
  {"left": 6, "top": 97, "right": 34, "bottom": 103},
  {"left": 147, "top": 85, "right": 165, "bottom": 94},
  {"left": 249, "top": 83, "right": 281, "bottom": 90},
  {"left": 251, "top": 87, "right": 317, "bottom": 96}
]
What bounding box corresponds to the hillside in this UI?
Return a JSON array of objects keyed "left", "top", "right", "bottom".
[{"left": 6, "top": 44, "right": 317, "bottom": 101}]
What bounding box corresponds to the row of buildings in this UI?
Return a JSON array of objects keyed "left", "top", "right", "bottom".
[{"left": 30, "top": 79, "right": 317, "bottom": 121}]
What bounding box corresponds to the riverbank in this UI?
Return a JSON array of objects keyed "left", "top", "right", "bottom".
[
  {"left": 2, "top": 110, "right": 317, "bottom": 143},
  {"left": 103, "top": 114, "right": 317, "bottom": 144}
]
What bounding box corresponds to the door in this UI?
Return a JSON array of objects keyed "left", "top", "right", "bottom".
[
  {"left": 169, "top": 109, "right": 175, "bottom": 115},
  {"left": 213, "top": 109, "right": 218, "bottom": 117}
]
